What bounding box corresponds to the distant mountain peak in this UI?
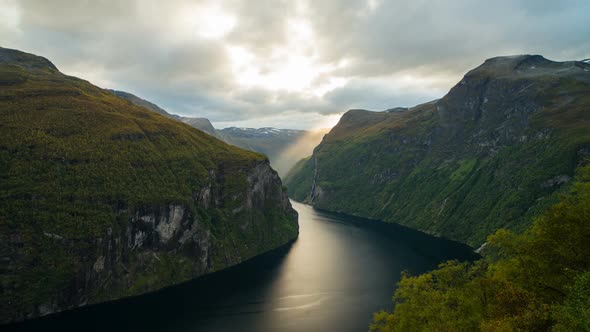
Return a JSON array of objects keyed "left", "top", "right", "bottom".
[
  {"left": 466, "top": 54, "right": 590, "bottom": 79},
  {"left": 219, "top": 127, "right": 304, "bottom": 137},
  {"left": 180, "top": 117, "right": 220, "bottom": 138},
  {"left": 385, "top": 107, "right": 409, "bottom": 113},
  {"left": 484, "top": 54, "right": 546, "bottom": 63},
  {"left": 105, "top": 89, "right": 222, "bottom": 139},
  {"left": 106, "top": 89, "right": 179, "bottom": 120},
  {"left": 0, "top": 46, "right": 58, "bottom": 71}
]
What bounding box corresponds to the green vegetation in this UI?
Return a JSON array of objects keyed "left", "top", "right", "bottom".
[
  {"left": 370, "top": 162, "right": 590, "bottom": 331},
  {"left": 285, "top": 56, "right": 590, "bottom": 246},
  {"left": 284, "top": 156, "right": 314, "bottom": 199},
  {"left": 449, "top": 159, "right": 477, "bottom": 182},
  {"left": 0, "top": 47, "right": 297, "bottom": 323}
]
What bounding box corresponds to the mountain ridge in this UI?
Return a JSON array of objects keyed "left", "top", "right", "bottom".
[
  {"left": 106, "top": 90, "right": 312, "bottom": 170},
  {"left": 105, "top": 89, "right": 224, "bottom": 139}
]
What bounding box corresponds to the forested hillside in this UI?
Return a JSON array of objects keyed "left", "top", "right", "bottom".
[
  {"left": 0, "top": 47, "right": 298, "bottom": 323},
  {"left": 371, "top": 160, "right": 590, "bottom": 331}
]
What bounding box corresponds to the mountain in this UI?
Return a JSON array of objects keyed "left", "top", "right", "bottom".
[
  {"left": 0, "top": 47, "right": 298, "bottom": 323},
  {"left": 219, "top": 127, "right": 323, "bottom": 177},
  {"left": 106, "top": 90, "right": 223, "bottom": 140},
  {"left": 181, "top": 117, "right": 221, "bottom": 138},
  {"left": 106, "top": 89, "right": 180, "bottom": 120},
  {"left": 285, "top": 55, "right": 590, "bottom": 246},
  {"left": 105, "top": 91, "right": 323, "bottom": 175}
]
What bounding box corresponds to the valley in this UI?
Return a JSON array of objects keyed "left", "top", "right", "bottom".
[
  {"left": 2, "top": 2, "right": 589, "bottom": 329},
  {"left": 4, "top": 201, "right": 476, "bottom": 332}
]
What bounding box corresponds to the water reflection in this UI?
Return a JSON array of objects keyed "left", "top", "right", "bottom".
[{"left": 6, "top": 201, "right": 477, "bottom": 332}]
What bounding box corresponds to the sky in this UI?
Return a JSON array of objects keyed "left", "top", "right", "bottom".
[{"left": 1, "top": 0, "right": 589, "bottom": 130}]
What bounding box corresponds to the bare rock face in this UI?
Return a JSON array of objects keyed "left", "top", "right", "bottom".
[
  {"left": 3, "top": 158, "right": 297, "bottom": 324},
  {"left": 541, "top": 175, "right": 571, "bottom": 189}
]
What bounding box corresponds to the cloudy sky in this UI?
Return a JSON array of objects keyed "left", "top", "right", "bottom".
[{"left": 1, "top": 0, "right": 589, "bottom": 129}]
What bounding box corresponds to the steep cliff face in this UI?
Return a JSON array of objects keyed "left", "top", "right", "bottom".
[
  {"left": 0, "top": 47, "right": 298, "bottom": 323},
  {"left": 285, "top": 55, "right": 590, "bottom": 246}
]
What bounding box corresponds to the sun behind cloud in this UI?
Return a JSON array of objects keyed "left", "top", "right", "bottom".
[
  {"left": 176, "top": 3, "right": 236, "bottom": 40},
  {"left": 226, "top": 18, "right": 348, "bottom": 96}
]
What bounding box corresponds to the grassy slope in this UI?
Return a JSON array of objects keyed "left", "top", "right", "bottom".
[
  {"left": 286, "top": 56, "right": 590, "bottom": 246},
  {"left": 0, "top": 48, "right": 297, "bottom": 321}
]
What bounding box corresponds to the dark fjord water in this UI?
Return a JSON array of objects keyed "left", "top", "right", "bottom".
[{"left": 7, "top": 201, "right": 477, "bottom": 332}]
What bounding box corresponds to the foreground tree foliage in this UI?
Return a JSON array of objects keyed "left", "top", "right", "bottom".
[{"left": 371, "top": 162, "right": 590, "bottom": 331}]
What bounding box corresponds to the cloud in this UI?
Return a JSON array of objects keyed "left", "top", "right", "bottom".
[
  {"left": 325, "top": 77, "right": 444, "bottom": 111},
  {"left": 2, "top": 0, "right": 589, "bottom": 128},
  {"left": 309, "top": 0, "right": 590, "bottom": 77}
]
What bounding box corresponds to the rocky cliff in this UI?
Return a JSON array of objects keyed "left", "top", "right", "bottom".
[
  {"left": 285, "top": 55, "right": 590, "bottom": 246},
  {"left": 0, "top": 47, "right": 298, "bottom": 324}
]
